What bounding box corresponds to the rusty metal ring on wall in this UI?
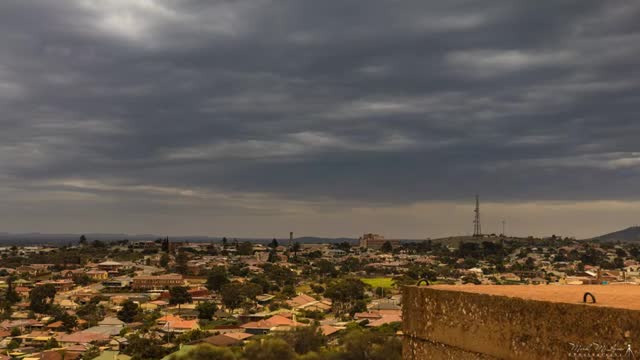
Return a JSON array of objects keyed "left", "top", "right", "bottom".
[{"left": 583, "top": 292, "right": 596, "bottom": 304}]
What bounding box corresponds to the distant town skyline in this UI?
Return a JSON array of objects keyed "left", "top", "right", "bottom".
[
  {"left": 2, "top": 198, "right": 639, "bottom": 240},
  {"left": 1, "top": 1, "right": 640, "bottom": 239}
]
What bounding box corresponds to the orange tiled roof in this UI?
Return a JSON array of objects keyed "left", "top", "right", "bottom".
[
  {"left": 223, "top": 332, "right": 253, "bottom": 341},
  {"left": 241, "top": 315, "right": 295, "bottom": 329},
  {"left": 319, "top": 325, "right": 341, "bottom": 336},
  {"left": 354, "top": 312, "right": 382, "bottom": 320},
  {"left": 366, "top": 314, "right": 402, "bottom": 327},
  {"left": 288, "top": 294, "right": 316, "bottom": 307},
  {"left": 57, "top": 332, "right": 109, "bottom": 344},
  {"left": 157, "top": 314, "right": 183, "bottom": 324},
  {"left": 164, "top": 319, "right": 198, "bottom": 330}
]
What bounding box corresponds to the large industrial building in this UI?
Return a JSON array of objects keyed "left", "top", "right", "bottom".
[{"left": 358, "top": 233, "right": 401, "bottom": 250}]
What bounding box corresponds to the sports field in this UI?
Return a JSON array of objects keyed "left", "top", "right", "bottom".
[{"left": 361, "top": 277, "right": 395, "bottom": 289}]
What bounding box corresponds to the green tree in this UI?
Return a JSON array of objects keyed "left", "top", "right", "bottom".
[
  {"left": 297, "top": 353, "right": 324, "bottom": 360},
  {"left": 340, "top": 328, "right": 402, "bottom": 360},
  {"left": 160, "top": 253, "right": 170, "bottom": 268},
  {"left": 1, "top": 302, "right": 12, "bottom": 320},
  {"left": 237, "top": 242, "right": 254, "bottom": 256},
  {"left": 461, "top": 275, "right": 481, "bottom": 285},
  {"left": 79, "top": 235, "right": 88, "bottom": 246},
  {"left": 117, "top": 300, "right": 141, "bottom": 323},
  {"left": 4, "top": 277, "right": 21, "bottom": 305},
  {"left": 91, "top": 240, "right": 106, "bottom": 248},
  {"left": 76, "top": 297, "right": 106, "bottom": 327},
  {"left": 227, "top": 264, "right": 249, "bottom": 277},
  {"left": 340, "top": 257, "right": 362, "bottom": 274},
  {"left": 84, "top": 345, "right": 101, "bottom": 360},
  {"left": 220, "top": 282, "right": 243, "bottom": 312},
  {"left": 463, "top": 257, "right": 479, "bottom": 269},
  {"left": 240, "top": 283, "right": 262, "bottom": 301},
  {"left": 249, "top": 275, "right": 270, "bottom": 294},
  {"left": 46, "top": 304, "right": 66, "bottom": 320},
  {"left": 268, "top": 249, "right": 278, "bottom": 263},
  {"left": 196, "top": 301, "right": 218, "bottom": 320},
  {"left": 315, "top": 260, "right": 338, "bottom": 278},
  {"left": 281, "top": 325, "right": 326, "bottom": 354},
  {"left": 175, "top": 329, "right": 209, "bottom": 344},
  {"left": 269, "top": 239, "right": 279, "bottom": 249},
  {"left": 72, "top": 273, "right": 93, "bottom": 286},
  {"left": 124, "top": 334, "right": 168, "bottom": 360},
  {"left": 581, "top": 246, "right": 604, "bottom": 266},
  {"left": 381, "top": 241, "right": 393, "bottom": 253},
  {"left": 29, "top": 284, "right": 57, "bottom": 314},
  {"left": 44, "top": 337, "right": 59, "bottom": 350},
  {"left": 10, "top": 327, "right": 21, "bottom": 337},
  {"left": 7, "top": 339, "right": 20, "bottom": 351},
  {"left": 243, "top": 338, "right": 295, "bottom": 360},
  {"left": 325, "top": 278, "right": 367, "bottom": 317},
  {"left": 282, "top": 284, "right": 296, "bottom": 297},
  {"left": 59, "top": 313, "right": 78, "bottom": 333},
  {"left": 1, "top": 277, "right": 20, "bottom": 319},
  {"left": 206, "top": 266, "right": 230, "bottom": 291},
  {"left": 262, "top": 264, "right": 295, "bottom": 287},
  {"left": 524, "top": 257, "right": 535, "bottom": 270},
  {"left": 175, "top": 251, "right": 189, "bottom": 275},
  {"left": 291, "top": 242, "right": 301, "bottom": 257},
  {"left": 614, "top": 256, "right": 625, "bottom": 269},
  {"left": 169, "top": 286, "right": 193, "bottom": 313},
  {"left": 169, "top": 343, "right": 236, "bottom": 360},
  {"left": 140, "top": 310, "right": 162, "bottom": 333}
]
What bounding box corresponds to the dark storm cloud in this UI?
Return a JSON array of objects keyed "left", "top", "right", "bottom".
[{"left": 1, "top": 0, "right": 640, "bottom": 207}]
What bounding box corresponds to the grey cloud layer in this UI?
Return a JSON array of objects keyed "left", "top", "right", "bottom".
[{"left": 1, "top": 0, "right": 640, "bottom": 211}]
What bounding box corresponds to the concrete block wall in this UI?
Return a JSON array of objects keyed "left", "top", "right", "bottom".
[{"left": 402, "top": 286, "right": 640, "bottom": 359}]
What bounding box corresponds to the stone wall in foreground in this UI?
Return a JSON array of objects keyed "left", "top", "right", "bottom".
[{"left": 402, "top": 286, "right": 640, "bottom": 359}]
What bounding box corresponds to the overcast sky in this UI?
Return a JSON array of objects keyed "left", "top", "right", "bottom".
[{"left": 1, "top": 1, "right": 639, "bottom": 239}]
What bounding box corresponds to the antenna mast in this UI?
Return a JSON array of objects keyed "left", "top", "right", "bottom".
[{"left": 473, "top": 195, "right": 482, "bottom": 237}]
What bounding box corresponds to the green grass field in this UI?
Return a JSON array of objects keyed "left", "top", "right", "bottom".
[{"left": 360, "top": 277, "right": 395, "bottom": 289}]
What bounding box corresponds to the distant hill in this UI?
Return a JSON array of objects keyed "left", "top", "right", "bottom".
[
  {"left": 593, "top": 226, "right": 640, "bottom": 242},
  {"left": 429, "top": 235, "right": 520, "bottom": 246},
  {"left": 0, "top": 232, "right": 446, "bottom": 246},
  {"left": 294, "top": 237, "right": 357, "bottom": 244},
  {"left": 0, "top": 232, "right": 359, "bottom": 246}
]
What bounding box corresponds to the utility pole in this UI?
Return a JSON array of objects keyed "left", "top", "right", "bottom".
[{"left": 473, "top": 195, "right": 482, "bottom": 237}]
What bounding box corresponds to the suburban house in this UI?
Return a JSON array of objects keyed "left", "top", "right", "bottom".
[{"left": 131, "top": 274, "right": 184, "bottom": 290}]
